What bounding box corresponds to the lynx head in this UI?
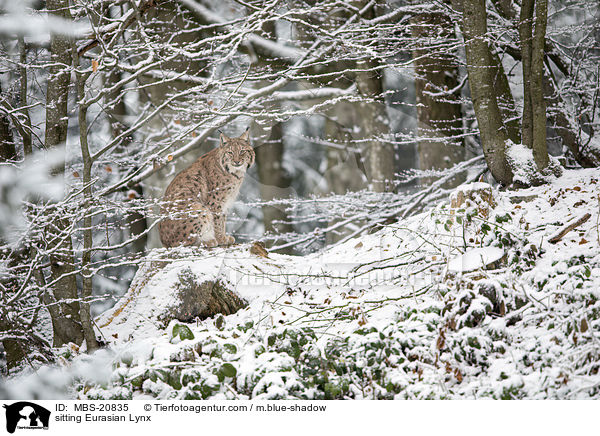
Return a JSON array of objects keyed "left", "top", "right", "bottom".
[{"left": 219, "top": 129, "right": 255, "bottom": 175}]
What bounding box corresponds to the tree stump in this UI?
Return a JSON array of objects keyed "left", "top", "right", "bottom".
[{"left": 450, "top": 182, "right": 496, "bottom": 219}]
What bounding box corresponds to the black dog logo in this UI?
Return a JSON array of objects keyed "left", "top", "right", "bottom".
[{"left": 3, "top": 402, "right": 50, "bottom": 433}]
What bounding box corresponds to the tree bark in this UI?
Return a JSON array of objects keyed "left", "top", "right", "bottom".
[
  {"left": 255, "top": 122, "right": 294, "bottom": 249},
  {"left": 520, "top": 0, "right": 535, "bottom": 153},
  {"left": 19, "top": 36, "right": 32, "bottom": 156},
  {"left": 252, "top": 20, "right": 294, "bottom": 251},
  {"left": 494, "top": 2, "right": 600, "bottom": 168},
  {"left": 490, "top": 48, "right": 521, "bottom": 144},
  {"left": 0, "top": 82, "right": 16, "bottom": 161},
  {"left": 44, "top": 0, "right": 84, "bottom": 348},
  {"left": 530, "top": 0, "right": 549, "bottom": 170},
  {"left": 458, "top": 0, "right": 514, "bottom": 185},
  {"left": 520, "top": 0, "right": 550, "bottom": 170},
  {"left": 355, "top": 57, "right": 395, "bottom": 192},
  {"left": 106, "top": 67, "right": 149, "bottom": 253},
  {"left": 74, "top": 51, "right": 99, "bottom": 352},
  {"left": 411, "top": 11, "right": 465, "bottom": 188}
]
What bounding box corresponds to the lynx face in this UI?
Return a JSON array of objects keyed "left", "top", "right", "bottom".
[{"left": 219, "top": 131, "right": 255, "bottom": 175}]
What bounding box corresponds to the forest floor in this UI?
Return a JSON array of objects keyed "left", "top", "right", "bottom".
[{"left": 5, "top": 168, "right": 600, "bottom": 399}]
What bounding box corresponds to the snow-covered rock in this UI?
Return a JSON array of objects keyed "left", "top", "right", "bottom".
[{"left": 96, "top": 251, "right": 248, "bottom": 343}]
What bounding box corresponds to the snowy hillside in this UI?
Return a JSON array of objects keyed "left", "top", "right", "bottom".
[{"left": 6, "top": 168, "right": 600, "bottom": 399}]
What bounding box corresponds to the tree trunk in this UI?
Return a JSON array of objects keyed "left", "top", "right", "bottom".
[
  {"left": 19, "top": 36, "right": 32, "bottom": 156},
  {"left": 458, "top": 0, "right": 514, "bottom": 185},
  {"left": 255, "top": 122, "right": 294, "bottom": 249},
  {"left": 494, "top": 1, "right": 600, "bottom": 167},
  {"left": 490, "top": 48, "right": 521, "bottom": 144},
  {"left": 44, "top": 0, "right": 84, "bottom": 348},
  {"left": 0, "top": 82, "right": 16, "bottom": 161},
  {"left": 411, "top": 11, "right": 465, "bottom": 188},
  {"left": 105, "top": 67, "right": 149, "bottom": 253},
  {"left": 74, "top": 51, "right": 99, "bottom": 352},
  {"left": 530, "top": 0, "right": 549, "bottom": 170},
  {"left": 252, "top": 20, "right": 294, "bottom": 251},
  {"left": 520, "top": 0, "right": 550, "bottom": 170},
  {"left": 355, "top": 57, "right": 395, "bottom": 192},
  {"left": 520, "top": 0, "right": 535, "bottom": 153}
]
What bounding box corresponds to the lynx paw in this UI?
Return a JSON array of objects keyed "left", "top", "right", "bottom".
[
  {"left": 202, "top": 238, "right": 218, "bottom": 248},
  {"left": 219, "top": 235, "right": 235, "bottom": 246}
]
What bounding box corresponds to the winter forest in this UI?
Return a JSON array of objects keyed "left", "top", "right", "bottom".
[{"left": 0, "top": 0, "right": 599, "bottom": 400}]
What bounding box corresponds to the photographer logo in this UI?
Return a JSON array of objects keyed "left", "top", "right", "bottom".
[{"left": 3, "top": 402, "right": 50, "bottom": 433}]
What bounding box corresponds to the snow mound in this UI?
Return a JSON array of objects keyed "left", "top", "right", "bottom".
[{"left": 448, "top": 247, "right": 505, "bottom": 273}]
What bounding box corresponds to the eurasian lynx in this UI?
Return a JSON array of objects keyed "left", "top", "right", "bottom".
[{"left": 158, "top": 130, "right": 255, "bottom": 248}]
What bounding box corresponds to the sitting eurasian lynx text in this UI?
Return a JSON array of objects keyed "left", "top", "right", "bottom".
[{"left": 158, "top": 130, "right": 254, "bottom": 248}]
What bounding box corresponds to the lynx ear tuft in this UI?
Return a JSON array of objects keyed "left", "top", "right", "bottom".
[
  {"left": 219, "top": 132, "right": 229, "bottom": 146},
  {"left": 239, "top": 127, "right": 250, "bottom": 141}
]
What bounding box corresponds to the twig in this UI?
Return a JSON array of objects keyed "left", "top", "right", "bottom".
[{"left": 548, "top": 213, "right": 591, "bottom": 244}]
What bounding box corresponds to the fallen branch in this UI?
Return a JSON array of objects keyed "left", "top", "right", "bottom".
[{"left": 548, "top": 212, "right": 591, "bottom": 244}]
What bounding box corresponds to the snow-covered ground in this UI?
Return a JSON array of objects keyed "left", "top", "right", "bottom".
[{"left": 4, "top": 168, "right": 600, "bottom": 399}]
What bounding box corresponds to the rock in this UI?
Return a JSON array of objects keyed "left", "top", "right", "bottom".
[
  {"left": 508, "top": 194, "right": 538, "bottom": 204},
  {"left": 161, "top": 267, "right": 246, "bottom": 326},
  {"left": 96, "top": 248, "right": 247, "bottom": 342}
]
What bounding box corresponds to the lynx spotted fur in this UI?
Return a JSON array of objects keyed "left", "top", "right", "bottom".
[{"left": 158, "top": 130, "right": 254, "bottom": 248}]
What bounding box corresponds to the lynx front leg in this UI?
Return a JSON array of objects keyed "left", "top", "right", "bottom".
[{"left": 213, "top": 211, "right": 235, "bottom": 246}]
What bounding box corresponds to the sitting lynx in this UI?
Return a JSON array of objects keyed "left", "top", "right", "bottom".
[{"left": 158, "top": 130, "right": 254, "bottom": 248}]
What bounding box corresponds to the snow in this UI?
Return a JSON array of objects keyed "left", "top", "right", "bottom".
[
  {"left": 505, "top": 141, "right": 539, "bottom": 185},
  {"left": 4, "top": 168, "right": 600, "bottom": 400},
  {"left": 448, "top": 247, "right": 505, "bottom": 273}
]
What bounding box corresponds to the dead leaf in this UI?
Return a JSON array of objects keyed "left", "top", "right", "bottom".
[
  {"left": 579, "top": 238, "right": 589, "bottom": 245},
  {"left": 354, "top": 242, "right": 363, "bottom": 249},
  {"left": 167, "top": 155, "right": 173, "bottom": 162},
  {"left": 91, "top": 59, "right": 98, "bottom": 72},
  {"left": 105, "top": 166, "right": 112, "bottom": 173},
  {"left": 73, "top": 171, "right": 80, "bottom": 178},
  {"left": 455, "top": 369, "right": 463, "bottom": 383},
  {"left": 581, "top": 318, "right": 589, "bottom": 333},
  {"left": 436, "top": 331, "right": 445, "bottom": 350},
  {"left": 249, "top": 241, "right": 268, "bottom": 258}
]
